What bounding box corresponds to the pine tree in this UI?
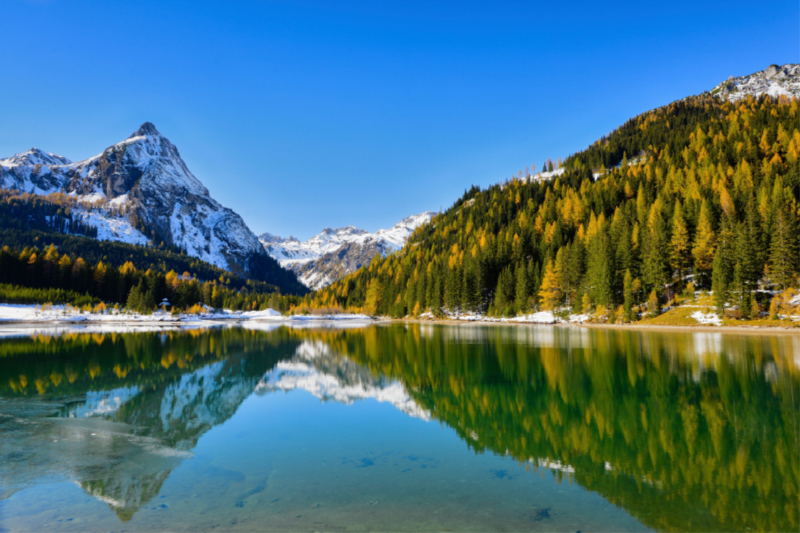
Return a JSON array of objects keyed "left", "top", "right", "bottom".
[
  {"left": 711, "top": 251, "right": 727, "bottom": 316},
  {"left": 738, "top": 196, "right": 763, "bottom": 289},
  {"left": 623, "top": 269, "right": 634, "bottom": 322},
  {"left": 669, "top": 201, "right": 691, "bottom": 286},
  {"left": 769, "top": 205, "right": 799, "bottom": 290},
  {"left": 515, "top": 262, "right": 529, "bottom": 314},
  {"left": 588, "top": 229, "right": 613, "bottom": 307},
  {"left": 692, "top": 200, "right": 716, "bottom": 282},
  {"left": 642, "top": 204, "right": 669, "bottom": 295}
]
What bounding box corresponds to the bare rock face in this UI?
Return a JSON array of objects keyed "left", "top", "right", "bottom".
[
  {"left": 0, "top": 123, "right": 286, "bottom": 281},
  {"left": 764, "top": 64, "right": 780, "bottom": 79},
  {"left": 709, "top": 63, "right": 800, "bottom": 102}
]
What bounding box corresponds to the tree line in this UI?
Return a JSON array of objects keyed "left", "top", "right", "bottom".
[{"left": 0, "top": 243, "right": 301, "bottom": 313}]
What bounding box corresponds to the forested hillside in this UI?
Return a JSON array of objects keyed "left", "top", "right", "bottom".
[
  {"left": 0, "top": 241, "right": 301, "bottom": 312},
  {"left": 302, "top": 94, "right": 799, "bottom": 319},
  {"left": 0, "top": 190, "right": 308, "bottom": 310}
]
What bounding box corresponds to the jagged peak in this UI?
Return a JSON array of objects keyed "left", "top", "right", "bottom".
[{"left": 129, "top": 122, "right": 161, "bottom": 139}]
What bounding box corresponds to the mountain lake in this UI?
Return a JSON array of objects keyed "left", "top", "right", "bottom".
[{"left": 0, "top": 323, "right": 797, "bottom": 532}]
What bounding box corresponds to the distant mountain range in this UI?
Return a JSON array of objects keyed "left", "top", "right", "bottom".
[{"left": 260, "top": 212, "right": 436, "bottom": 289}]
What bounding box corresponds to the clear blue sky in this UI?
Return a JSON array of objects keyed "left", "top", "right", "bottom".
[{"left": 1, "top": 0, "right": 796, "bottom": 239}]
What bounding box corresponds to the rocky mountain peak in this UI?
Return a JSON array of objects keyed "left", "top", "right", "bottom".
[
  {"left": 129, "top": 122, "right": 161, "bottom": 138},
  {"left": 709, "top": 63, "right": 800, "bottom": 101},
  {"left": 0, "top": 124, "right": 305, "bottom": 290}
]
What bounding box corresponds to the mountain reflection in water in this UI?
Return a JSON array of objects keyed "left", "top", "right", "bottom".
[{"left": 0, "top": 324, "right": 797, "bottom": 532}]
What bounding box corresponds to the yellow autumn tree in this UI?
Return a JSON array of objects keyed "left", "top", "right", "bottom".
[
  {"left": 538, "top": 260, "right": 561, "bottom": 311},
  {"left": 692, "top": 200, "right": 716, "bottom": 273}
]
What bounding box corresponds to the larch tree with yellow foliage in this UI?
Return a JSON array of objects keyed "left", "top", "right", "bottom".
[{"left": 538, "top": 260, "right": 561, "bottom": 311}]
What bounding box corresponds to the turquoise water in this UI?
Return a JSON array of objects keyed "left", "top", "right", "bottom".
[{"left": 0, "top": 324, "right": 797, "bottom": 531}]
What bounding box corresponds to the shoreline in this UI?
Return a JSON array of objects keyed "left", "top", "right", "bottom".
[
  {"left": 1, "top": 316, "right": 798, "bottom": 336},
  {"left": 392, "top": 318, "right": 800, "bottom": 335}
]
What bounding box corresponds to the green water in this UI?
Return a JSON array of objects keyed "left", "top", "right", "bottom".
[{"left": 0, "top": 324, "right": 797, "bottom": 532}]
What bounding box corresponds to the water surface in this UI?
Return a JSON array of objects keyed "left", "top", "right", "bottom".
[{"left": 0, "top": 324, "right": 797, "bottom": 532}]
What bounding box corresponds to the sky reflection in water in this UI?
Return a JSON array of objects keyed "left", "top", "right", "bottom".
[{"left": 0, "top": 324, "right": 797, "bottom": 532}]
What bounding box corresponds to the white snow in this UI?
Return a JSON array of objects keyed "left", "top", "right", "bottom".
[
  {"left": 77, "top": 209, "right": 150, "bottom": 246},
  {"left": 691, "top": 311, "right": 722, "bottom": 326},
  {"left": 520, "top": 167, "right": 565, "bottom": 185},
  {"left": 0, "top": 304, "right": 373, "bottom": 329},
  {"left": 710, "top": 63, "right": 800, "bottom": 102},
  {"left": 239, "top": 308, "right": 283, "bottom": 319},
  {"left": 509, "top": 311, "right": 557, "bottom": 324},
  {"left": 0, "top": 147, "right": 72, "bottom": 168},
  {"left": 261, "top": 212, "right": 436, "bottom": 269}
]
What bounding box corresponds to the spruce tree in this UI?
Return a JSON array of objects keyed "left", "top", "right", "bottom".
[
  {"left": 711, "top": 251, "right": 727, "bottom": 316},
  {"left": 515, "top": 261, "right": 529, "bottom": 314},
  {"left": 623, "top": 269, "right": 634, "bottom": 322},
  {"left": 769, "top": 205, "right": 799, "bottom": 290}
]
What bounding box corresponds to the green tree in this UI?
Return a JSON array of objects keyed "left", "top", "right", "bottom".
[
  {"left": 515, "top": 262, "right": 529, "bottom": 314},
  {"left": 769, "top": 205, "right": 799, "bottom": 290},
  {"left": 623, "top": 269, "right": 634, "bottom": 322},
  {"left": 669, "top": 201, "right": 691, "bottom": 286}
]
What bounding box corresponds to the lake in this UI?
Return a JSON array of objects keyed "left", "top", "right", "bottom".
[{"left": 0, "top": 323, "right": 797, "bottom": 532}]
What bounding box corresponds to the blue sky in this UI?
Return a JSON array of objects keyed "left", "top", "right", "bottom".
[{"left": 1, "top": 0, "right": 796, "bottom": 239}]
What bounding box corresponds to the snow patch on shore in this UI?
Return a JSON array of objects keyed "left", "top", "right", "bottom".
[{"left": 691, "top": 311, "right": 722, "bottom": 326}]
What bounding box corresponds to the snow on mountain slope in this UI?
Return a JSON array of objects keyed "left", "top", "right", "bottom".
[
  {"left": 260, "top": 211, "right": 436, "bottom": 290},
  {"left": 710, "top": 63, "right": 800, "bottom": 102},
  {"left": 260, "top": 226, "right": 369, "bottom": 267},
  {"left": 0, "top": 123, "right": 279, "bottom": 278},
  {"left": 0, "top": 147, "right": 72, "bottom": 168}
]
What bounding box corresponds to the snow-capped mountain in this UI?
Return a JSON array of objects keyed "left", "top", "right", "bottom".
[
  {"left": 710, "top": 63, "right": 800, "bottom": 101},
  {"left": 260, "top": 211, "right": 436, "bottom": 290},
  {"left": 0, "top": 123, "right": 286, "bottom": 281}
]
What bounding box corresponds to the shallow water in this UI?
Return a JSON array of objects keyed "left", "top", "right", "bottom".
[{"left": 0, "top": 324, "right": 797, "bottom": 532}]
